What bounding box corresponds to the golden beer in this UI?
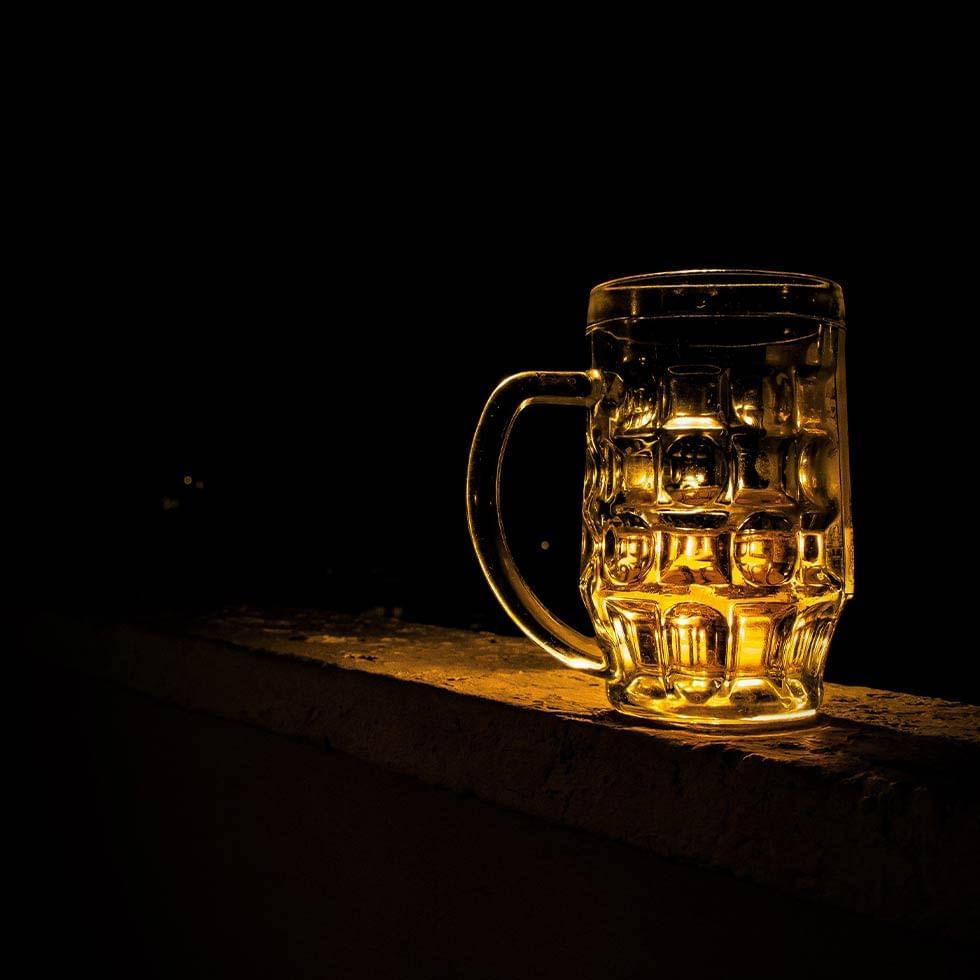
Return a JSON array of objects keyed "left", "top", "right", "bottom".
[{"left": 468, "top": 271, "right": 852, "bottom": 728}]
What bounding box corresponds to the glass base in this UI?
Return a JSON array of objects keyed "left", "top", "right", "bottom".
[{"left": 607, "top": 675, "right": 821, "bottom": 731}]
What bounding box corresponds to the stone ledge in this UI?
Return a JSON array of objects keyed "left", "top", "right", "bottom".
[{"left": 30, "top": 608, "right": 980, "bottom": 938}]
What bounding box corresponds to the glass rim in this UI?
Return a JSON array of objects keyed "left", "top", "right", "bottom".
[{"left": 587, "top": 269, "right": 845, "bottom": 328}]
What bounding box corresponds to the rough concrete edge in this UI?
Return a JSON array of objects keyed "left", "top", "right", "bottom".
[{"left": 35, "top": 616, "right": 980, "bottom": 938}]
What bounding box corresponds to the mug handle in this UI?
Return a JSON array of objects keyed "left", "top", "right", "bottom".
[{"left": 466, "top": 370, "right": 610, "bottom": 674}]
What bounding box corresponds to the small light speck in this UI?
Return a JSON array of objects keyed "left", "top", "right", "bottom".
[
  {"left": 540, "top": 540, "right": 550, "bottom": 551},
  {"left": 183, "top": 475, "right": 193, "bottom": 486}
]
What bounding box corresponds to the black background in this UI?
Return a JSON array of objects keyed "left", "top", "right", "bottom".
[
  {"left": 16, "top": 136, "right": 976, "bottom": 704},
  {"left": 15, "top": 41, "right": 980, "bottom": 980}
]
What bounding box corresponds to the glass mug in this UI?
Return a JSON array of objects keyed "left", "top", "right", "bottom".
[{"left": 467, "top": 271, "right": 853, "bottom": 728}]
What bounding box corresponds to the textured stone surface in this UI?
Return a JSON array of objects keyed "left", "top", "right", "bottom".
[{"left": 33, "top": 608, "right": 980, "bottom": 937}]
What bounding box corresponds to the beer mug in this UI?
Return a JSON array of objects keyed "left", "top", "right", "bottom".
[{"left": 467, "top": 271, "right": 853, "bottom": 728}]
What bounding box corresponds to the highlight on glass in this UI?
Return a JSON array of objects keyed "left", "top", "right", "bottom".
[{"left": 467, "top": 271, "right": 853, "bottom": 729}]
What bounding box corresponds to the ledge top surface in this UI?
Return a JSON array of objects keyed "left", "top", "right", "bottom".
[{"left": 173, "top": 608, "right": 980, "bottom": 778}]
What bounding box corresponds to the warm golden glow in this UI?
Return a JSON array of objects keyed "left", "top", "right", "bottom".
[
  {"left": 662, "top": 416, "right": 725, "bottom": 431},
  {"left": 467, "top": 271, "right": 851, "bottom": 730},
  {"left": 586, "top": 311, "right": 850, "bottom": 727}
]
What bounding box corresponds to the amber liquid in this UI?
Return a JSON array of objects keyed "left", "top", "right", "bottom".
[{"left": 581, "top": 321, "right": 851, "bottom": 726}]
